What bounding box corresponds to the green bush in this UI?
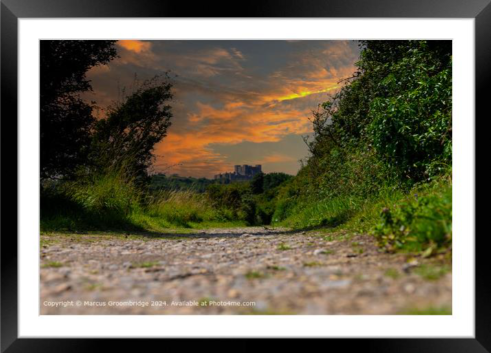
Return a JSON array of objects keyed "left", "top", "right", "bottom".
[
  {"left": 368, "top": 48, "right": 452, "bottom": 182},
  {"left": 206, "top": 183, "right": 250, "bottom": 220}
]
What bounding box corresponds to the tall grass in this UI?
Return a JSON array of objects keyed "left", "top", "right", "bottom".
[
  {"left": 134, "top": 190, "right": 242, "bottom": 229},
  {"left": 41, "top": 172, "right": 244, "bottom": 233},
  {"left": 41, "top": 172, "right": 142, "bottom": 232},
  {"left": 274, "top": 173, "right": 452, "bottom": 255}
]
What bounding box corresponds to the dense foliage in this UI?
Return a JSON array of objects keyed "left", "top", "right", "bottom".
[
  {"left": 206, "top": 172, "right": 293, "bottom": 226},
  {"left": 307, "top": 40, "right": 451, "bottom": 189},
  {"left": 273, "top": 40, "right": 452, "bottom": 255}
]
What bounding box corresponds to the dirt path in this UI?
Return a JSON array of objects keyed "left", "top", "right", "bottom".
[{"left": 40, "top": 227, "right": 451, "bottom": 315}]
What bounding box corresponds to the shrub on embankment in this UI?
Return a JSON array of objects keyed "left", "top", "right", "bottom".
[{"left": 271, "top": 40, "right": 452, "bottom": 256}]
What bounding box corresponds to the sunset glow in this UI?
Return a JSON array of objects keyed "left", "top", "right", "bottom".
[{"left": 84, "top": 40, "right": 360, "bottom": 177}]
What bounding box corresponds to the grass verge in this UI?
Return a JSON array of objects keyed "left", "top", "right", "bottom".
[
  {"left": 276, "top": 175, "right": 452, "bottom": 257},
  {"left": 41, "top": 174, "right": 247, "bottom": 233}
]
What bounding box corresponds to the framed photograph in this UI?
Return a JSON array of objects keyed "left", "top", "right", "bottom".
[{"left": 1, "top": 0, "right": 488, "bottom": 350}]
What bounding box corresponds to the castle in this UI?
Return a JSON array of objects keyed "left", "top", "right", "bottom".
[{"left": 214, "top": 165, "right": 262, "bottom": 183}]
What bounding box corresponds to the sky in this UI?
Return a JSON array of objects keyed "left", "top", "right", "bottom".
[{"left": 83, "top": 40, "right": 360, "bottom": 178}]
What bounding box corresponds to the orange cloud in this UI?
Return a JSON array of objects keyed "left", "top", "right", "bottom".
[
  {"left": 117, "top": 40, "right": 152, "bottom": 53},
  {"left": 152, "top": 60, "right": 354, "bottom": 177},
  {"left": 154, "top": 97, "right": 314, "bottom": 177}
]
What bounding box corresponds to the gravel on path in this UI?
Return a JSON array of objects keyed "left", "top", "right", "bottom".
[{"left": 40, "top": 227, "right": 451, "bottom": 315}]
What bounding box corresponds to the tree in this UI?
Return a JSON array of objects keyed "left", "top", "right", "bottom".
[
  {"left": 41, "top": 40, "right": 117, "bottom": 180},
  {"left": 263, "top": 172, "right": 293, "bottom": 192},
  {"left": 309, "top": 40, "right": 452, "bottom": 184},
  {"left": 91, "top": 75, "right": 174, "bottom": 183},
  {"left": 250, "top": 172, "right": 264, "bottom": 194}
]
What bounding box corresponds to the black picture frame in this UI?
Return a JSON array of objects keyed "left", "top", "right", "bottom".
[{"left": 1, "top": 0, "right": 488, "bottom": 351}]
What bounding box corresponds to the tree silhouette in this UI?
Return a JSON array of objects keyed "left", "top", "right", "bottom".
[
  {"left": 250, "top": 172, "right": 264, "bottom": 194},
  {"left": 41, "top": 40, "right": 117, "bottom": 180},
  {"left": 91, "top": 75, "right": 174, "bottom": 183}
]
